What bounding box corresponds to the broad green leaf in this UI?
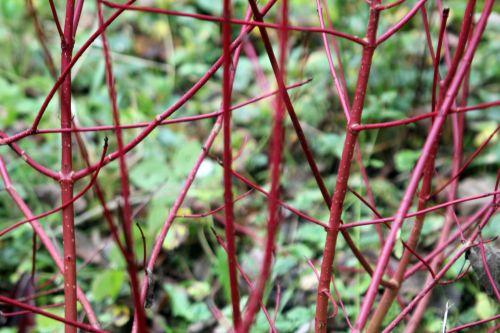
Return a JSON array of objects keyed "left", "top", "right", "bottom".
[
  {"left": 394, "top": 149, "right": 421, "bottom": 172},
  {"left": 91, "top": 270, "right": 125, "bottom": 302},
  {"left": 475, "top": 293, "right": 496, "bottom": 319}
]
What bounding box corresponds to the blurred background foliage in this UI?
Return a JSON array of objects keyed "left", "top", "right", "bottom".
[{"left": 0, "top": 0, "right": 498, "bottom": 332}]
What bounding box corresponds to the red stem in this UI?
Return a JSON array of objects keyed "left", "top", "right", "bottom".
[
  {"left": 240, "top": 1, "right": 288, "bottom": 330},
  {"left": 1, "top": 1, "right": 495, "bottom": 331},
  {"left": 133, "top": 6, "right": 260, "bottom": 328},
  {"left": 0, "top": 1, "right": 138, "bottom": 147},
  {"left": 323, "top": 0, "right": 383, "bottom": 249},
  {"left": 401, "top": 241, "right": 436, "bottom": 278},
  {"left": 2, "top": 79, "right": 310, "bottom": 140},
  {"left": 375, "top": 0, "right": 406, "bottom": 11},
  {"left": 59, "top": 1, "right": 78, "bottom": 330},
  {"left": 229, "top": 170, "right": 326, "bottom": 228},
  {"left": 2, "top": 302, "right": 64, "bottom": 318},
  {"left": 404, "top": 201, "right": 492, "bottom": 279},
  {"left": 0, "top": 158, "right": 99, "bottom": 326},
  {"left": 447, "top": 314, "right": 500, "bottom": 332},
  {"left": 456, "top": 99, "right": 500, "bottom": 112},
  {"left": 48, "top": 0, "right": 64, "bottom": 40},
  {"left": 430, "top": 126, "right": 499, "bottom": 197},
  {"left": 340, "top": 191, "right": 499, "bottom": 230},
  {"left": 315, "top": 0, "right": 351, "bottom": 120},
  {"left": 246, "top": 0, "right": 386, "bottom": 296},
  {"left": 212, "top": 231, "right": 277, "bottom": 332},
  {"left": 15, "top": 287, "right": 62, "bottom": 303},
  {"left": 72, "top": 123, "right": 127, "bottom": 259},
  {"left": 383, "top": 201, "right": 497, "bottom": 332},
  {"left": 406, "top": 66, "right": 477, "bottom": 331},
  {"left": 385, "top": 247, "right": 469, "bottom": 332},
  {"left": 0, "top": 140, "right": 108, "bottom": 238},
  {"left": 217, "top": 8, "right": 386, "bottom": 284},
  {"left": 221, "top": 0, "right": 242, "bottom": 328},
  {"left": 377, "top": 0, "right": 427, "bottom": 45},
  {"left": 243, "top": 40, "right": 270, "bottom": 92},
  {"left": 0, "top": 295, "right": 106, "bottom": 333},
  {"left": 442, "top": 0, "right": 477, "bottom": 94},
  {"left": 26, "top": 0, "right": 58, "bottom": 79},
  {"left": 353, "top": 148, "right": 385, "bottom": 244},
  {"left": 315, "top": 6, "right": 380, "bottom": 332},
  {"left": 420, "top": 5, "right": 436, "bottom": 63},
  {"left": 0, "top": 131, "right": 60, "bottom": 180},
  {"left": 320, "top": 0, "right": 349, "bottom": 99},
  {"left": 306, "top": 260, "right": 339, "bottom": 321},
  {"left": 101, "top": 0, "right": 368, "bottom": 46},
  {"left": 177, "top": 190, "right": 253, "bottom": 219},
  {"left": 367, "top": 5, "right": 466, "bottom": 324},
  {"left": 96, "top": 1, "right": 147, "bottom": 330},
  {"left": 351, "top": 103, "right": 488, "bottom": 131},
  {"left": 72, "top": 0, "right": 84, "bottom": 37},
  {"left": 72, "top": 0, "right": 283, "bottom": 181},
  {"left": 355, "top": 1, "right": 494, "bottom": 329},
  {"left": 431, "top": 8, "right": 450, "bottom": 112}
]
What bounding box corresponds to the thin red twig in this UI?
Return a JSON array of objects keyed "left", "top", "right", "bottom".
[
  {"left": 101, "top": 0, "right": 368, "bottom": 46},
  {"left": 0, "top": 296, "right": 105, "bottom": 333}
]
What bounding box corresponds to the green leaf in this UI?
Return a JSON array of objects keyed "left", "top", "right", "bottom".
[
  {"left": 195, "top": 0, "right": 222, "bottom": 15},
  {"left": 188, "top": 302, "right": 211, "bottom": 322},
  {"left": 273, "top": 256, "right": 298, "bottom": 277},
  {"left": 394, "top": 149, "right": 421, "bottom": 172},
  {"left": 475, "top": 293, "right": 495, "bottom": 319},
  {"left": 129, "top": 157, "right": 170, "bottom": 190},
  {"left": 163, "top": 283, "right": 191, "bottom": 319},
  {"left": 282, "top": 306, "right": 315, "bottom": 331},
  {"left": 107, "top": 243, "right": 126, "bottom": 269},
  {"left": 295, "top": 224, "right": 325, "bottom": 248},
  {"left": 35, "top": 308, "right": 65, "bottom": 333},
  {"left": 186, "top": 281, "right": 211, "bottom": 301},
  {"left": 286, "top": 243, "right": 314, "bottom": 260},
  {"left": 213, "top": 247, "right": 231, "bottom": 302},
  {"left": 163, "top": 223, "right": 189, "bottom": 251},
  {"left": 316, "top": 133, "right": 345, "bottom": 159},
  {"left": 91, "top": 270, "right": 125, "bottom": 302},
  {"left": 163, "top": 283, "right": 211, "bottom": 322}
]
